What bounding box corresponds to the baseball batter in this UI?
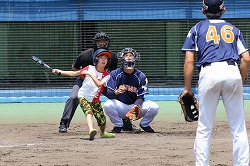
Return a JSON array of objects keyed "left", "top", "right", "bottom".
[
  {"left": 103, "top": 48, "right": 159, "bottom": 133},
  {"left": 181, "top": 0, "right": 250, "bottom": 165},
  {"left": 58, "top": 32, "right": 118, "bottom": 133},
  {"left": 53, "top": 49, "right": 115, "bottom": 140}
]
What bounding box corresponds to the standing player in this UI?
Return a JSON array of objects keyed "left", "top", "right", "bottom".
[
  {"left": 103, "top": 48, "right": 159, "bottom": 133},
  {"left": 58, "top": 31, "right": 117, "bottom": 133},
  {"left": 181, "top": 0, "right": 250, "bottom": 165},
  {"left": 53, "top": 49, "right": 115, "bottom": 140}
]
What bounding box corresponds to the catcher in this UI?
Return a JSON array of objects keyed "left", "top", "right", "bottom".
[
  {"left": 178, "top": 91, "right": 199, "bottom": 122},
  {"left": 103, "top": 48, "right": 159, "bottom": 133}
]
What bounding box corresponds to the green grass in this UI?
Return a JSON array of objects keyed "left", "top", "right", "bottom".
[{"left": 1, "top": 101, "right": 250, "bottom": 124}]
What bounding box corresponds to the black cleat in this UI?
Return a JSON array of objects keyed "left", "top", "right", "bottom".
[
  {"left": 140, "top": 124, "right": 155, "bottom": 133},
  {"left": 123, "top": 119, "right": 141, "bottom": 133},
  {"left": 59, "top": 124, "right": 67, "bottom": 133},
  {"left": 111, "top": 127, "right": 122, "bottom": 133}
]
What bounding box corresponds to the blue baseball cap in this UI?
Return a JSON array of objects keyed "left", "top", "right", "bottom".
[{"left": 203, "top": 0, "right": 224, "bottom": 14}]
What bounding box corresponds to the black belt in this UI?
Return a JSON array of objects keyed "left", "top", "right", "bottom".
[{"left": 202, "top": 61, "right": 235, "bottom": 68}]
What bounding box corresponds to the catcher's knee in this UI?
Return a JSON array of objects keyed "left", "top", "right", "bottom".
[
  {"left": 149, "top": 103, "right": 160, "bottom": 115},
  {"left": 103, "top": 100, "right": 114, "bottom": 114}
]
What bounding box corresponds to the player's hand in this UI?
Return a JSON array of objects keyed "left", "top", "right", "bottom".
[
  {"left": 183, "top": 89, "right": 193, "bottom": 96},
  {"left": 52, "top": 69, "right": 61, "bottom": 75},
  {"left": 80, "top": 70, "right": 89, "bottom": 75},
  {"left": 114, "top": 85, "right": 126, "bottom": 95}
]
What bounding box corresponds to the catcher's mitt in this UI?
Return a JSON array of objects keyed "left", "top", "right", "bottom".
[
  {"left": 126, "top": 105, "right": 143, "bottom": 121},
  {"left": 178, "top": 92, "right": 199, "bottom": 122}
]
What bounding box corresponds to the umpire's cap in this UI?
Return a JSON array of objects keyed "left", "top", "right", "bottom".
[{"left": 203, "top": 0, "right": 224, "bottom": 14}]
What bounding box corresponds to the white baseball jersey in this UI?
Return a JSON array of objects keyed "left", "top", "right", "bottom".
[{"left": 78, "top": 65, "right": 110, "bottom": 102}]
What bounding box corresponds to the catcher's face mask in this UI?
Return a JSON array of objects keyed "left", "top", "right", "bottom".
[
  {"left": 93, "top": 31, "right": 110, "bottom": 50},
  {"left": 117, "top": 48, "right": 140, "bottom": 69}
]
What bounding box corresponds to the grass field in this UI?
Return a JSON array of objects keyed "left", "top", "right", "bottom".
[{"left": 1, "top": 100, "right": 250, "bottom": 124}]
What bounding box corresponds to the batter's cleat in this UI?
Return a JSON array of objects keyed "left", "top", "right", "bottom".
[
  {"left": 89, "top": 129, "right": 97, "bottom": 141},
  {"left": 101, "top": 132, "right": 115, "bottom": 138},
  {"left": 111, "top": 127, "right": 122, "bottom": 133},
  {"left": 140, "top": 124, "right": 155, "bottom": 133},
  {"left": 59, "top": 124, "right": 67, "bottom": 133}
]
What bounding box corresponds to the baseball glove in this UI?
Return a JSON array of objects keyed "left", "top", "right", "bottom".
[
  {"left": 178, "top": 92, "right": 199, "bottom": 122},
  {"left": 126, "top": 105, "right": 143, "bottom": 121}
]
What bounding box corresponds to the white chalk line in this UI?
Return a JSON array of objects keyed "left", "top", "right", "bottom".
[{"left": 0, "top": 143, "right": 37, "bottom": 148}]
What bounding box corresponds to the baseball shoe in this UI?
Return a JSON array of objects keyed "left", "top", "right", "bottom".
[
  {"left": 89, "top": 129, "right": 97, "bottom": 141},
  {"left": 111, "top": 127, "right": 122, "bottom": 133},
  {"left": 140, "top": 124, "right": 155, "bottom": 133},
  {"left": 122, "top": 119, "right": 141, "bottom": 133},
  {"left": 59, "top": 124, "right": 67, "bottom": 133},
  {"left": 122, "top": 119, "right": 132, "bottom": 131},
  {"left": 101, "top": 131, "right": 115, "bottom": 138}
]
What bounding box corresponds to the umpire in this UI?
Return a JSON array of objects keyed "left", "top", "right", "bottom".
[{"left": 58, "top": 31, "right": 118, "bottom": 133}]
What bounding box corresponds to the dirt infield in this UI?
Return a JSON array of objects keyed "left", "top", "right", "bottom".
[
  {"left": 0, "top": 119, "right": 247, "bottom": 166},
  {"left": 1, "top": 101, "right": 250, "bottom": 166}
]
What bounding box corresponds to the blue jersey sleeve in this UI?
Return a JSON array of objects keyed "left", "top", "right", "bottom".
[
  {"left": 137, "top": 73, "right": 149, "bottom": 96},
  {"left": 181, "top": 26, "right": 197, "bottom": 53},
  {"left": 237, "top": 31, "right": 248, "bottom": 55}
]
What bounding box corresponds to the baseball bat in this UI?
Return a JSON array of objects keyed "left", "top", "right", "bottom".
[{"left": 31, "top": 56, "right": 53, "bottom": 71}]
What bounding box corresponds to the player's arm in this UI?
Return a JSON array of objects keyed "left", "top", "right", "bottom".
[
  {"left": 183, "top": 50, "right": 195, "bottom": 94},
  {"left": 52, "top": 69, "right": 81, "bottom": 77},
  {"left": 240, "top": 51, "right": 250, "bottom": 84},
  {"left": 81, "top": 70, "right": 106, "bottom": 87}
]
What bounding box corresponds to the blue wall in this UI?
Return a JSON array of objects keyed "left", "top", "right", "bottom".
[{"left": 0, "top": 0, "right": 249, "bottom": 21}]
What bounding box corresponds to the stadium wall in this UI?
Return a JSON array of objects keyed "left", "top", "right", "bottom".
[{"left": 0, "top": 0, "right": 250, "bottom": 102}]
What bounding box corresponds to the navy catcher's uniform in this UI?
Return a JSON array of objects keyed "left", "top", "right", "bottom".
[
  {"left": 104, "top": 48, "right": 159, "bottom": 133},
  {"left": 181, "top": 0, "right": 250, "bottom": 165}
]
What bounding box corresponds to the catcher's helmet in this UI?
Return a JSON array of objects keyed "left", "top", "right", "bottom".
[
  {"left": 117, "top": 48, "right": 140, "bottom": 69},
  {"left": 93, "top": 31, "right": 110, "bottom": 50},
  {"left": 93, "top": 48, "right": 111, "bottom": 68}
]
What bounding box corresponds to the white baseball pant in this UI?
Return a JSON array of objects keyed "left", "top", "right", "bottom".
[
  {"left": 103, "top": 99, "right": 159, "bottom": 127},
  {"left": 195, "top": 61, "right": 249, "bottom": 166}
]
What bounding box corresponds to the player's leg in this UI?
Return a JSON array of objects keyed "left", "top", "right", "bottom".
[
  {"left": 139, "top": 100, "right": 159, "bottom": 133},
  {"left": 194, "top": 66, "right": 221, "bottom": 166},
  {"left": 91, "top": 102, "right": 115, "bottom": 138},
  {"left": 59, "top": 78, "right": 82, "bottom": 133},
  {"left": 78, "top": 97, "right": 97, "bottom": 140},
  {"left": 104, "top": 99, "right": 139, "bottom": 133},
  {"left": 221, "top": 66, "right": 249, "bottom": 165},
  {"left": 103, "top": 99, "right": 125, "bottom": 133}
]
